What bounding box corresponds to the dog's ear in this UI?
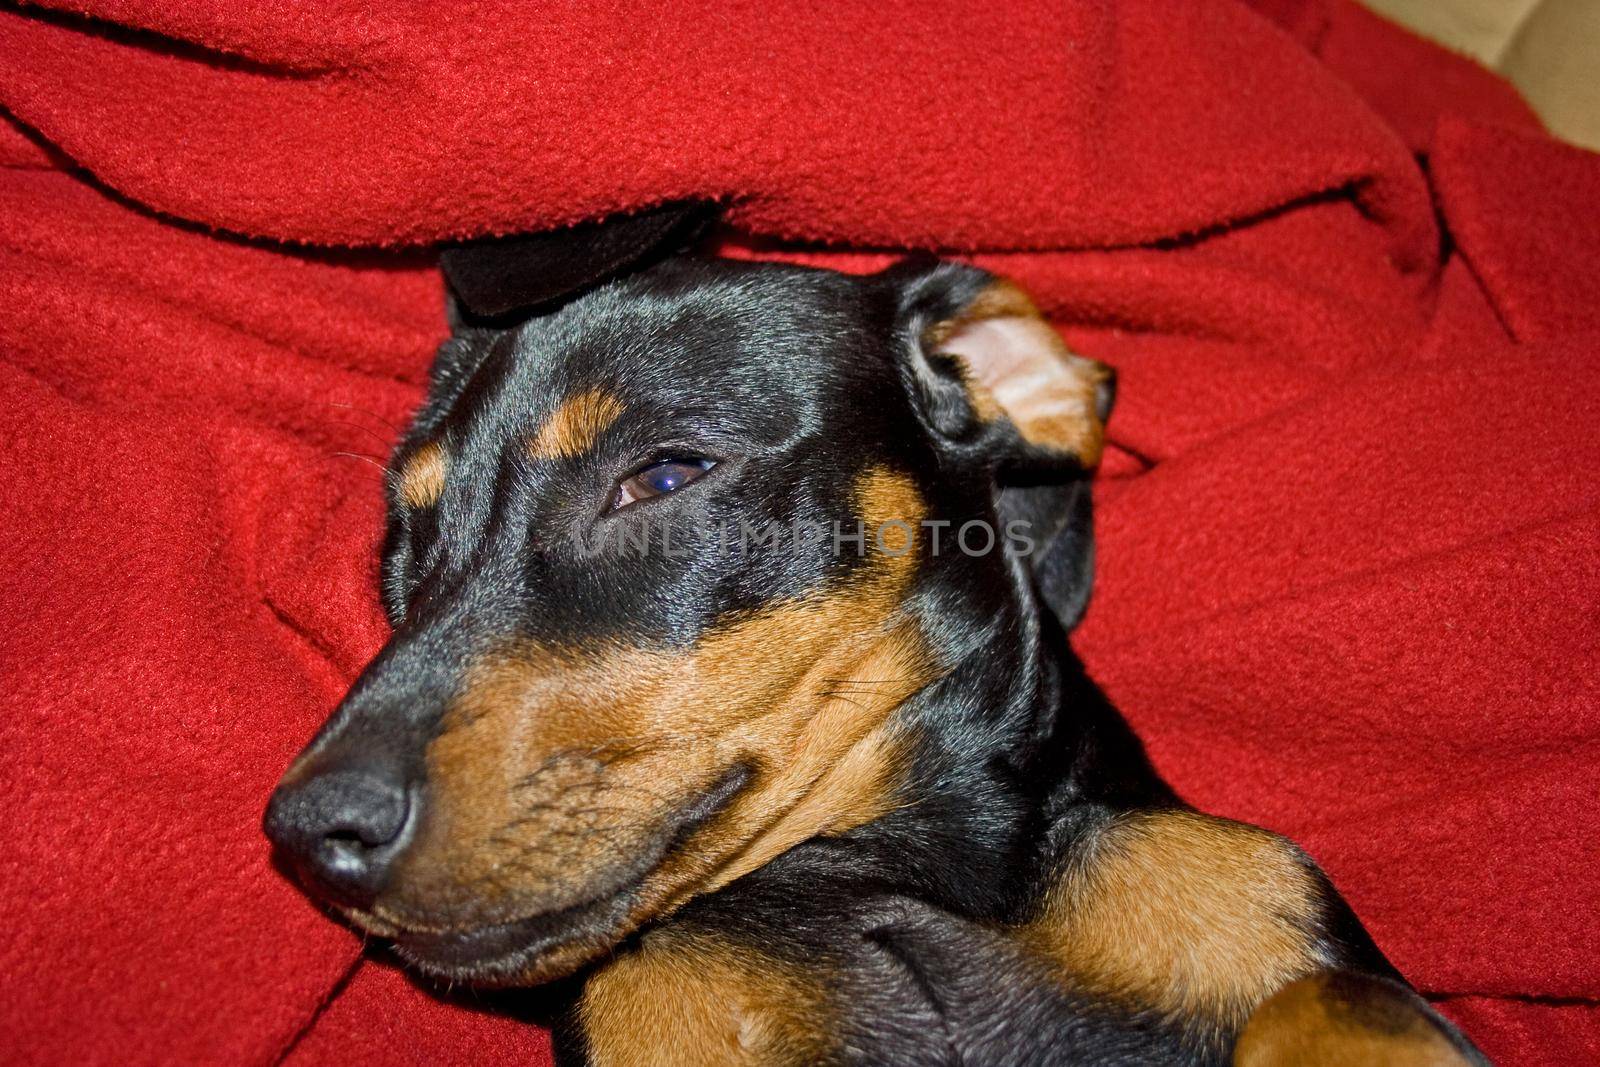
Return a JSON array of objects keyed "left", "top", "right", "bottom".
[
  {"left": 440, "top": 201, "right": 717, "bottom": 322},
  {"left": 885, "top": 259, "right": 1113, "bottom": 469},
  {"left": 882, "top": 259, "right": 1115, "bottom": 629}
]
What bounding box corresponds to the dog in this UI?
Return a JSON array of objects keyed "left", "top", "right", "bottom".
[{"left": 265, "top": 237, "right": 1490, "bottom": 1065}]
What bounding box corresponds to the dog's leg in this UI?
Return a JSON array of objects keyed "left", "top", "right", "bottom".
[
  {"left": 571, "top": 924, "right": 834, "bottom": 1067},
  {"left": 1016, "top": 810, "right": 1336, "bottom": 1035},
  {"left": 1234, "top": 972, "right": 1489, "bottom": 1066}
]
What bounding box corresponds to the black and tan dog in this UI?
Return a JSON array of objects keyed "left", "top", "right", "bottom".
[{"left": 266, "top": 235, "right": 1488, "bottom": 1065}]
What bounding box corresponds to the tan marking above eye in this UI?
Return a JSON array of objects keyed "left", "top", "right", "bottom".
[
  {"left": 580, "top": 926, "right": 833, "bottom": 1067},
  {"left": 397, "top": 441, "right": 447, "bottom": 509},
  {"left": 929, "top": 279, "right": 1111, "bottom": 466},
  {"left": 527, "top": 388, "right": 626, "bottom": 460},
  {"left": 372, "top": 467, "right": 936, "bottom": 969},
  {"left": 1017, "top": 810, "right": 1327, "bottom": 1028}
]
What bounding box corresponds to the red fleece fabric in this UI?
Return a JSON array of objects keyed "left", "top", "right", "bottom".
[{"left": 1, "top": 2, "right": 1596, "bottom": 1065}]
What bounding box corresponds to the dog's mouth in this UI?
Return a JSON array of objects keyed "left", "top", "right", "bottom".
[
  {"left": 371, "top": 763, "right": 753, "bottom": 986},
  {"left": 387, "top": 871, "right": 645, "bottom": 985}
]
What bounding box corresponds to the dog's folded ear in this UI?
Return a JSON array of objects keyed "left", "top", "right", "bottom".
[
  {"left": 440, "top": 201, "right": 717, "bottom": 322},
  {"left": 883, "top": 259, "right": 1115, "bottom": 629},
  {"left": 886, "top": 259, "right": 1114, "bottom": 469}
]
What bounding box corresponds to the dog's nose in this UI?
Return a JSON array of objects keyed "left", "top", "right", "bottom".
[{"left": 263, "top": 763, "right": 416, "bottom": 908}]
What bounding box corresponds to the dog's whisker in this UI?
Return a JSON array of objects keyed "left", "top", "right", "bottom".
[
  {"left": 323, "top": 418, "right": 397, "bottom": 450},
  {"left": 331, "top": 450, "right": 388, "bottom": 472},
  {"left": 326, "top": 400, "right": 404, "bottom": 435}
]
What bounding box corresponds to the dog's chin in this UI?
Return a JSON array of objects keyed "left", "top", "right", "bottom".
[{"left": 387, "top": 875, "right": 644, "bottom": 987}]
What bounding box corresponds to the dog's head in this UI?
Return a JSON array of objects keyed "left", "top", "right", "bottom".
[{"left": 265, "top": 251, "right": 1112, "bottom": 985}]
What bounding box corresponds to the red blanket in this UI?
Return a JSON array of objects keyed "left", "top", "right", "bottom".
[{"left": 2, "top": 1, "right": 1596, "bottom": 1064}]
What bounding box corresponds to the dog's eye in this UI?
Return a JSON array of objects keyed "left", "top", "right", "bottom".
[{"left": 612, "top": 458, "right": 715, "bottom": 509}]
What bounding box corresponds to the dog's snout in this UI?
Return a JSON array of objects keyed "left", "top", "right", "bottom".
[{"left": 264, "top": 763, "right": 417, "bottom": 908}]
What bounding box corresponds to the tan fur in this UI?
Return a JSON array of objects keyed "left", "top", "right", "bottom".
[
  {"left": 580, "top": 927, "right": 832, "bottom": 1067},
  {"left": 527, "top": 388, "right": 626, "bottom": 460},
  {"left": 1019, "top": 810, "right": 1326, "bottom": 1027},
  {"left": 1234, "top": 974, "right": 1476, "bottom": 1067},
  {"left": 373, "top": 468, "right": 935, "bottom": 976},
  {"left": 927, "top": 279, "right": 1110, "bottom": 465},
  {"left": 397, "top": 440, "right": 447, "bottom": 509}
]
